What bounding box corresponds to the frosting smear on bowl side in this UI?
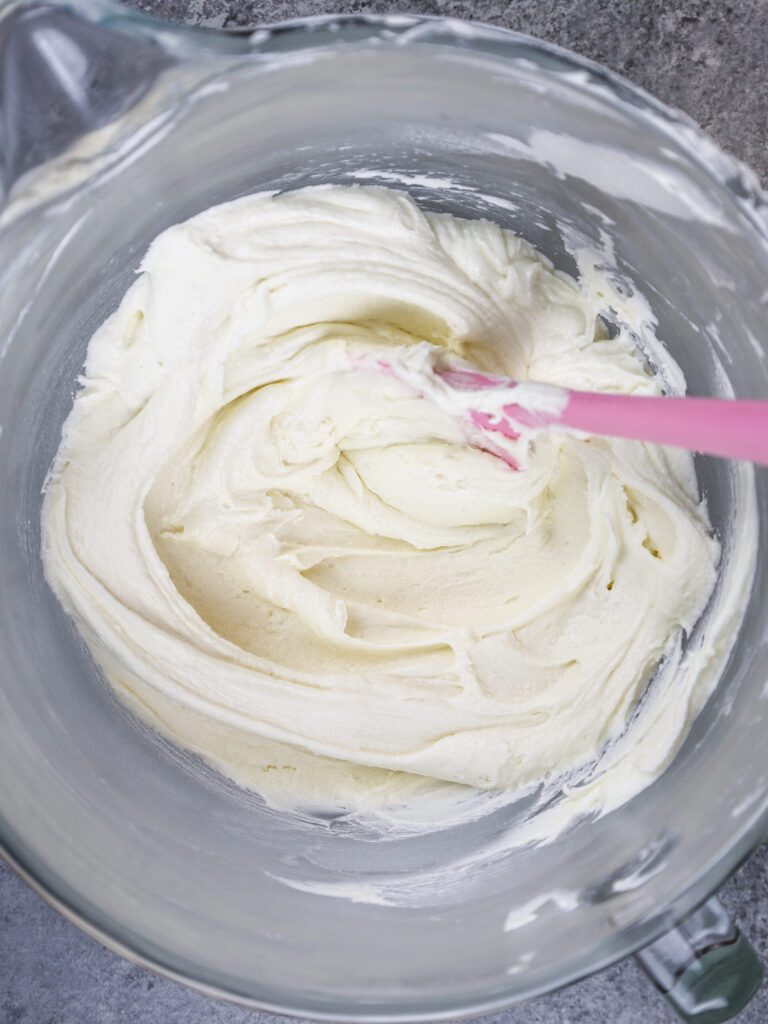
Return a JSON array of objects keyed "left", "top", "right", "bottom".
[{"left": 42, "top": 185, "right": 722, "bottom": 826}]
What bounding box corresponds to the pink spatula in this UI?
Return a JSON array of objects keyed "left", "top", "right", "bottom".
[{"left": 368, "top": 345, "right": 768, "bottom": 468}]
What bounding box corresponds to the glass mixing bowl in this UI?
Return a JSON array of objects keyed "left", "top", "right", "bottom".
[{"left": 0, "top": 3, "right": 767, "bottom": 1021}]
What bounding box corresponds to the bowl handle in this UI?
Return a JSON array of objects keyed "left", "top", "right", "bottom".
[
  {"left": 636, "top": 896, "right": 763, "bottom": 1023},
  {"left": 0, "top": 1, "right": 171, "bottom": 191}
]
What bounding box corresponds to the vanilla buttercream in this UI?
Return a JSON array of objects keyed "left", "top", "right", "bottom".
[{"left": 42, "top": 185, "right": 722, "bottom": 819}]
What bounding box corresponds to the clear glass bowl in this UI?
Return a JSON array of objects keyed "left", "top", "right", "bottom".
[{"left": 0, "top": 4, "right": 766, "bottom": 1020}]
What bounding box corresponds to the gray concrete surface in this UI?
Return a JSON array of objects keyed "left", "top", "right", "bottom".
[{"left": 3, "top": 2, "right": 768, "bottom": 1023}]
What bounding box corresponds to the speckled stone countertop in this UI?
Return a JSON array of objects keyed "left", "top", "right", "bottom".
[{"left": 2, "top": 2, "right": 768, "bottom": 1023}]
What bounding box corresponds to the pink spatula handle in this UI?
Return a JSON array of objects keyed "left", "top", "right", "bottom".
[
  {"left": 558, "top": 391, "right": 768, "bottom": 465},
  {"left": 371, "top": 357, "right": 768, "bottom": 467}
]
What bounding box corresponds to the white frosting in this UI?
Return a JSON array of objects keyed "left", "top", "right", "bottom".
[{"left": 43, "top": 185, "right": 725, "bottom": 827}]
